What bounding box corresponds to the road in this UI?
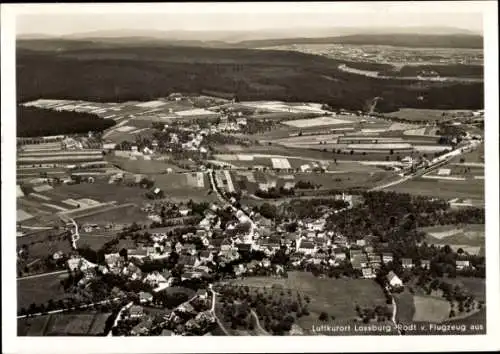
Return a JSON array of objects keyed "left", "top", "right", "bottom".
[
  {"left": 17, "top": 297, "right": 121, "bottom": 319},
  {"left": 371, "top": 140, "right": 480, "bottom": 191},
  {"left": 17, "top": 270, "right": 67, "bottom": 281},
  {"left": 208, "top": 284, "right": 230, "bottom": 336},
  {"left": 250, "top": 309, "right": 269, "bottom": 335},
  {"left": 390, "top": 294, "right": 402, "bottom": 336},
  {"left": 59, "top": 215, "right": 80, "bottom": 249}
]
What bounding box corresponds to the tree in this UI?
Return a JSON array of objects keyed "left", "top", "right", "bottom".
[{"left": 319, "top": 312, "right": 329, "bottom": 322}]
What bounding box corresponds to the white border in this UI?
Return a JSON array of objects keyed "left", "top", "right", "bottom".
[{"left": 2, "top": 2, "right": 499, "bottom": 353}]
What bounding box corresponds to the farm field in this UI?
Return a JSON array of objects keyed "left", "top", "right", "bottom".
[
  {"left": 79, "top": 234, "right": 117, "bottom": 250},
  {"left": 17, "top": 272, "right": 71, "bottom": 312},
  {"left": 283, "top": 116, "right": 352, "bottom": 128},
  {"left": 230, "top": 271, "right": 388, "bottom": 329},
  {"left": 420, "top": 224, "right": 484, "bottom": 249},
  {"left": 386, "top": 178, "right": 484, "bottom": 202},
  {"left": 18, "top": 312, "right": 112, "bottom": 336},
  {"left": 385, "top": 108, "right": 475, "bottom": 122},
  {"left": 74, "top": 204, "right": 149, "bottom": 224},
  {"left": 54, "top": 181, "right": 149, "bottom": 205},
  {"left": 106, "top": 155, "right": 184, "bottom": 174},
  {"left": 412, "top": 296, "right": 451, "bottom": 322}
]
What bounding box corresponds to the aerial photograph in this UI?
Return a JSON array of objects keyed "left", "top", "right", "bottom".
[{"left": 12, "top": 3, "right": 489, "bottom": 338}]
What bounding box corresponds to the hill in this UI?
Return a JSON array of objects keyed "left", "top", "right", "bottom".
[
  {"left": 16, "top": 43, "right": 483, "bottom": 112},
  {"left": 236, "top": 34, "right": 484, "bottom": 49}
]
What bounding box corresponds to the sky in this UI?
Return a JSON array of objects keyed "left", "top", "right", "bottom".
[{"left": 14, "top": 2, "right": 485, "bottom": 36}]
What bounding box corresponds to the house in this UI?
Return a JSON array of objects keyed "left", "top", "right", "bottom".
[
  {"left": 129, "top": 305, "right": 145, "bottom": 318},
  {"left": 183, "top": 243, "right": 197, "bottom": 255},
  {"left": 362, "top": 268, "right": 376, "bottom": 279},
  {"left": 386, "top": 271, "right": 403, "bottom": 288},
  {"left": 297, "top": 240, "right": 317, "bottom": 255},
  {"left": 233, "top": 264, "right": 246, "bottom": 276},
  {"left": 67, "top": 257, "right": 82, "bottom": 272},
  {"left": 236, "top": 243, "right": 252, "bottom": 253},
  {"left": 128, "top": 248, "right": 148, "bottom": 259},
  {"left": 356, "top": 239, "right": 366, "bottom": 247},
  {"left": 359, "top": 255, "right": 369, "bottom": 268},
  {"left": 143, "top": 272, "right": 167, "bottom": 288},
  {"left": 335, "top": 252, "right": 347, "bottom": 261},
  {"left": 196, "top": 289, "right": 208, "bottom": 300},
  {"left": 401, "top": 258, "right": 414, "bottom": 269},
  {"left": 220, "top": 239, "right": 233, "bottom": 252},
  {"left": 199, "top": 250, "right": 214, "bottom": 262},
  {"left": 139, "top": 291, "right": 154, "bottom": 304},
  {"left": 350, "top": 249, "right": 363, "bottom": 258},
  {"left": 456, "top": 259, "right": 471, "bottom": 270},
  {"left": 176, "top": 302, "right": 196, "bottom": 315},
  {"left": 53, "top": 251, "right": 64, "bottom": 261},
  {"left": 382, "top": 253, "right": 393, "bottom": 264},
  {"left": 178, "top": 255, "right": 198, "bottom": 268},
  {"left": 420, "top": 259, "right": 431, "bottom": 270}
]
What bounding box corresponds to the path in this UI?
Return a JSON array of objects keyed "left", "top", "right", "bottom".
[
  {"left": 208, "top": 284, "right": 230, "bottom": 336},
  {"left": 17, "top": 297, "right": 121, "bottom": 319},
  {"left": 17, "top": 270, "right": 67, "bottom": 281},
  {"left": 389, "top": 289, "right": 402, "bottom": 336},
  {"left": 250, "top": 309, "right": 269, "bottom": 335}
]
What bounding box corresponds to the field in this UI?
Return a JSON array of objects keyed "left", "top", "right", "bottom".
[
  {"left": 151, "top": 173, "right": 218, "bottom": 203},
  {"left": 106, "top": 155, "right": 184, "bottom": 174},
  {"left": 79, "top": 234, "right": 117, "bottom": 250},
  {"left": 283, "top": 116, "right": 351, "bottom": 128},
  {"left": 230, "top": 271, "right": 388, "bottom": 331},
  {"left": 24, "top": 237, "right": 73, "bottom": 261},
  {"left": 385, "top": 108, "right": 475, "bottom": 122},
  {"left": 18, "top": 312, "right": 112, "bottom": 336},
  {"left": 73, "top": 204, "right": 149, "bottom": 224},
  {"left": 393, "top": 290, "right": 415, "bottom": 324},
  {"left": 438, "top": 277, "right": 486, "bottom": 302},
  {"left": 17, "top": 272, "right": 71, "bottom": 312},
  {"left": 420, "top": 224, "right": 484, "bottom": 250},
  {"left": 412, "top": 296, "right": 451, "bottom": 322},
  {"left": 386, "top": 178, "right": 484, "bottom": 202},
  {"left": 55, "top": 180, "right": 145, "bottom": 204}
]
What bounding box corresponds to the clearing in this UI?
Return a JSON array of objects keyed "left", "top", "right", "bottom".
[
  {"left": 230, "top": 271, "right": 387, "bottom": 331},
  {"left": 412, "top": 295, "right": 451, "bottom": 322}
]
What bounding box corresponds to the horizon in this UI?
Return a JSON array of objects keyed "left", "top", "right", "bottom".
[{"left": 15, "top": 3, "right": 484, "bottom": 37}]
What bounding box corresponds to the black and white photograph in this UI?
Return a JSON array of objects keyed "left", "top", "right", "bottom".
[{"left": 1, "top": 1, "right": 499, "bottom": 353}]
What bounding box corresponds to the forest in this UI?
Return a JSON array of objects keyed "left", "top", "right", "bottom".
[
  {"left": 17, "top": 44, "right": 484, "bottom": 112},
  {"left": 234, "top": 34, "right": 484, "bottom": 49},
  {"left": 17, "top": 106, "right": 116, "bottom": 137}
]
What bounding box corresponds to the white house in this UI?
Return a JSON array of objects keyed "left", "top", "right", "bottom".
[{"left": 387, "top": 271, "right": 403, "bottom": 288}]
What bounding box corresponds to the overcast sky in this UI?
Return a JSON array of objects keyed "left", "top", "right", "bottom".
[{"left": 15, "top": 3, "right": 484, "bottom": 36}]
